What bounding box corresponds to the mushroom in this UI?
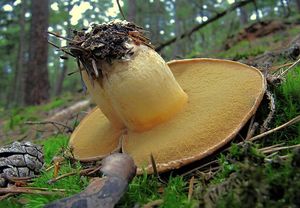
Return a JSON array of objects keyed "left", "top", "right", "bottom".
[{"left": 68, "top": 20, "right": 266, "bottom": 173}]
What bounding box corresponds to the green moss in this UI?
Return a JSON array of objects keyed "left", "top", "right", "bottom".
[
  {"left": 0, "top": 135, "right": 89, "bottom": 208},
  {"left": 161, "top": 177, "right": 192, "bottom": 208},
  {"left": 3, "top": 107, "right": 38, "bottom": 132},
  {"left": 217, "top": 40, "right": 267, "bottom": 60},
  {"left": 287, "top": 25, "right": 300, "bottom": 36},
  {"left": 3, "top": 96, "right": 70, "bottom": 133},
  {"left": 209, "top": 67, "right": 300, "bottom": 206},
  {"left": 42, "top": 99, "right": 66, "bottom": 112},
  {"left": 269, "top": 66, "right": 300, "bottom": 146},
  {"left": 21, "top": 162, "right": 89, "bottom": 208},
  {"left": 215, "top": 150, "right": 300, "bottom": 208},
  {"left": 118, "top": 173, "right": 160, "bottom": 207},
  {"left": 40, "top": 135, "right": 69, "bottom": 164},
  {"left": 119, "top": 173, "right": 194, "bottom": 207},
  {"left": 0, "top": 198, "right": 23, "bottom": 208}
]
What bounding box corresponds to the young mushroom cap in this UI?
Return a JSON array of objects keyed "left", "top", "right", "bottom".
[{"left": 69, "top": 58, "right": 266, "bottom": 173}]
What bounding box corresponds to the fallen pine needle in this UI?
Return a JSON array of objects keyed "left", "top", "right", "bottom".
[
  {"left": 0, "top": 187, "right": 64, "bottom": 195},
  {"left": 249, "top": 114, "right": 300, "bottom": 142},
  {"left": 0, "top": 193, "right": 15, "bottom": 201},
  {"left": 25, "top": 187, "right": 66, "bottom": 192},
  {"left": 45, "top": 165, "right": 55, "bottom": 172},
  {"left": 280, "top": 57, "right": 300, "bottom": 76},
  {"left": 181, "top": 159, "right": 218, "bottom": 177},
  {"left": 262, "top": 144, "right": 300, "bottom": 154},
  {"left": 245, "top": 115, "right": 257, "bottom": 140},
  {"left": 47, "top": 171, "right": 77, "bottom": 184},
  {"left": 143, "top": 199, "right": 164, "bottom": 208},
  {"left": 270, "top": 62, "right": 293, "bottom": 72},
  {"left": 259, "top": 143, "right": 285, "bottom": 151},
  {"left": 47, "top": 167, "right": 97, "bottom": 184},
  {"left": 188, "top": 176, "right": 195, "bottom": 201}
]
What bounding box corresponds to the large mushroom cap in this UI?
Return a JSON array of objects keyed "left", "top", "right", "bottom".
[
  {"left": 69, "top": 58, "right": 266, "bottom": 172},
  {"left": 69, "top": 109, "right": 123, "bottom": 161}
]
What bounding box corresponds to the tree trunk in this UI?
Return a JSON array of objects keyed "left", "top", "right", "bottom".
[
  {"left": 127, "top": 0, "right": 136, "bottom": 22},
  {"left": 280, "top": 0, "right": 287, "bottom": 16},
  {"left": 54, "top": 58, "right": 68, "bottom": 96},
  {"left": 252, "top": 0, "right": 260, "bottom": 21},
  {"left": 172, "top": 0, "right": 183, "bottom": 58},
  {"left": 25, "top": 0, "right": 50, "bottom": 105},
  {"left": 296, "top": 0, "right": 300, "bottom": 12},
  {"left": 239, "top": 7, "right": 248, "bottom": 25},
  {"left": 54, "top": 1, "right": 72, "bottom": 97},
  {"left": 153, "top": 0, "right": 161, "bottom": 45},
  {"left": 285, "top": 0, "right": 291, "bottom": 17},
  {"left": 12, "top": 0, "right": 27, "bottom": 106}
]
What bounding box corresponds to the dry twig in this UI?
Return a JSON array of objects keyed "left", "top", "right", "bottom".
[
  {"left": 47, "top": 166, "right": 100, "bottom": 184},
  {"left": 259, "top": 143, "right": 285, "bottom": 151},
  {"left": 0, "top": 187, "right": 64, "bottom": 195},
  {"left": 280, "top": 57, "right": 300, "bottom": 76},
  {"left": 271, "top": 62, "right": 293, "bottom": 72},
  {"left": 249, "top": 114, "right": 300, "bottom": 142},
  {"left": 181, "top": 160, "right": 218, "bottom": 177},
  {"left": 262, "top": 144, "right": 300, "bottom": 154},
  {"left": 25, "top": 120, "right": 74, "bottom": 133},
  {"left": 156, "top": 0, "right": 253, "bottom": 51},
  {"left": 47, "top": 40, "right": 74, "bottom": 57},
  {"left": 47, "top": 171, "right": 77, "bottom": 184},
  {"left": 143, "top": 199, "right": 164, "bottom": 208},
  {"left": 25, "top": 187, "right": 66, "bottom": 192},
  {"left": 150, "top": 154, "right": 166, "bottom": 184},
  {"left": 260, "top": 90, "right": 276, "bottom": 133},
  {"left": 188, "top": 176, "right": 195, "bottom": 201},
  {"left": 116, "top": 0, "right": 126, "bottom": 20},
  {"left": 0, "top": 193, "right": 16, "bottom": 201},
  {"left": 45, "top": 153, "right": 136, "bottom": 208}
]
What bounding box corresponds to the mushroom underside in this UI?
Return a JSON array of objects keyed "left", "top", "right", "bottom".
[{"left": 69, "top": 58, "right": 266, "bottom": 173}]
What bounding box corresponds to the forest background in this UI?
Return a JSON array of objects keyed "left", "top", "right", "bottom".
[
  {"left": 1, "top": 0, "right": 299, "bottom": 108},
  {"left": 1, "top": 0, "right": 300, "bottom": 207}
]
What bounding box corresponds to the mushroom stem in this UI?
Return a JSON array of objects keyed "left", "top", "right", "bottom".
[
  {"left": 83, "top": 43, "right": 188, "bottom": 132},
  {"left": 82, "top": 70, "right": 125, "bottom": 129}
]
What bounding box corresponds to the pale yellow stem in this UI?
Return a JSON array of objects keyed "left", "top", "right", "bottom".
[{"left": 83, "top": 43, "right": 188, "bottom": 132}]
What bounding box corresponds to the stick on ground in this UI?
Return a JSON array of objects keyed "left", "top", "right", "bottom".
[{"left": 249, "top": 114, "right": 300, "bottom": 142}]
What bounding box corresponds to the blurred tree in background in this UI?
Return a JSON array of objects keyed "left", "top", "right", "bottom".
[
  {"left": 25, "top": 0, "right": 50, "bottom": 105},
  {"left": 0, "top": 0, "right": 299, "bottom": 108}
]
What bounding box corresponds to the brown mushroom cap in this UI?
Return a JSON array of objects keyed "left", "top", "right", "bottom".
[
  {"left": 69, "top": 108, "right": 123, "bottom": 161},
  {"left": 69, "top": 58, "right": 266, "bottom": 172}
]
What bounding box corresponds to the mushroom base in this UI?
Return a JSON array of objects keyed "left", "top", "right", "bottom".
[{"left": 69, "top": 59, "right": 266, "bottom": 173}]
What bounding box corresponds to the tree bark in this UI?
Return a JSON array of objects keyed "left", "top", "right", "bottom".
[
  {"left": 54, "top": 1, "right": 72, "bottom": 97},
  {"left": 296, "top": 0, "right": 300, "bottom": 12},
  {"left": 25, "top": 0, "right": 50, "bottom": 105},
  {"left": 54, "top": 59, "right": 68, "bottom": 97},
  {"left": 12, "top": 0, "right": 27, "bottom": 105},
  {"left": 127, "top": 0, "right": 136, "bottom": 22},
  {"left": 239, "top": 6, "right": 248, "bottom": 25},
  {"left": 252, "top": 0, "right": 260, "bottom": 21},
  {"left": 152, "top": 0, "right": 162, "bottom": 45},
  {"left": 172, "top": 0, "right": 185, "bottom": 58},
  {"left": 280, "top": 0, "right": 287, "bottom": 16}
]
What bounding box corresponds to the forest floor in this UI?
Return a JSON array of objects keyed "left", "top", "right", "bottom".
[{"left": 0, "top": 21, "right": 300, "bottom": 207}]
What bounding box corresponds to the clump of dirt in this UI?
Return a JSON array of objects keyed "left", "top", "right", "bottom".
[{"left": 67, "top": 20, "right": 151, "bottom": 81}]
